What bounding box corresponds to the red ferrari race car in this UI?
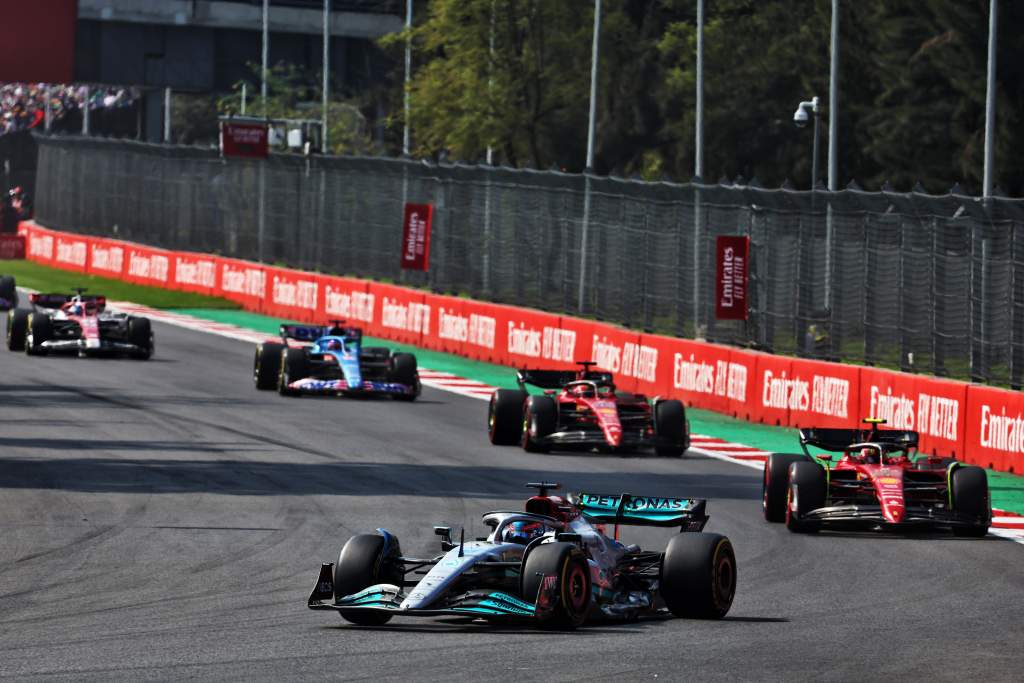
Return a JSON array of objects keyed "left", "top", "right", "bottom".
[
  {"left": 487, "top": 361, "right": 689, "bottom": 456},
  {"left": 763, "top": 419, "right": 991, "bottom": 536}
]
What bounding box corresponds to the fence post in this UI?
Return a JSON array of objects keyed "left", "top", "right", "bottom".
[
  {"left": 82, "top": 85, "right": 90, "bottom": 135},
  {"left": 163, "top": 88, "right": 172, "bottom": 143}
]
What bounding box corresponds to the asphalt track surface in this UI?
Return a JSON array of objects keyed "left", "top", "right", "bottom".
[{"left": 2, "top": 314, "right": 1024, "bottom": 682}]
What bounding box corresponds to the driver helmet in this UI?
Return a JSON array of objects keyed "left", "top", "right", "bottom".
[
  {"left": 860, "top": 447, "right": 879, "bottom": 464},
  {"left": 69, "top": 301, "right": 83, "bottom": 315},
  {"left": 325, "top": 339, "right": 342, "bottom": 351},
  {"left": 502, "top": 521, "right": 547, "bottom": 545}
]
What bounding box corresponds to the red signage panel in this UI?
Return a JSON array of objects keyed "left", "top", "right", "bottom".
[
  {"left": 221, "top": 122, "right": 269, "bottom": 159},
  {"left": 715, "top": 235, "right": 749, "bottom": 320},
  {"left": 400, "top": 203, "right": 433, "bottom": 271},
  {"left": 0, "top": 234, "right": 25, "bottom": 259}
]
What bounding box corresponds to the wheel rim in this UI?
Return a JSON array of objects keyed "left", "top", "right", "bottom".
[
  {"left": 713, "top": 544, "right": 735, "bottom": 609},
  {"left": 564, "top": 561, "right": 588, "bottom": 613}
]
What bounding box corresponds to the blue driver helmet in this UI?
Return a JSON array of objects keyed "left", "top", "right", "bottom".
[{"left": 502, "top": 521, "right": 547, "bottom": 545}]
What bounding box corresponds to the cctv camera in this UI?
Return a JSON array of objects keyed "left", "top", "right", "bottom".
[{"left": 793, "top": 106, "right": 809, "bottom": 128}]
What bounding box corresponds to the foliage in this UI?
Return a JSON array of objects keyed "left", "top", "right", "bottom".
[{"left": 379, "top": 0, "right": 1022, "bottom": 195}]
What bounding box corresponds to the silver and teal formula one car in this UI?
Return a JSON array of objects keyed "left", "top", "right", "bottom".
[
  {"left": 307, "top": 483, "right": 736, "bottom": 628},
  {"left": 253, "top": 322, "right": 420, "bottom": 401}
]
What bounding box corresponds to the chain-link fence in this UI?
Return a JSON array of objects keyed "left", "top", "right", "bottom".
[{"left": 33, "top": 135, "right": 1024, "bottom": 387}]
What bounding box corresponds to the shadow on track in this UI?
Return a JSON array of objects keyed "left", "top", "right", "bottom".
[{"left": 0, "top": 456, "right": 761, "bottom": 500}]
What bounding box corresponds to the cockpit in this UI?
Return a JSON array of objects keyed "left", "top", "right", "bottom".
[
  {"left": 565, "top": 380, "right": 616, "bottom": 399},
  {"left": 843, "top": 443, "right": 909, "bottom": 465}
]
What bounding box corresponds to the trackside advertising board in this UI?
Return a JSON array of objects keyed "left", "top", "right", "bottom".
[
  {"left": 16, "top": 220, "right": 1024, "bottom": 474},
  {"left": 715, "top": 235, "right": 749, "bottom": 320},
  {"left": 0, "top": 234, "right": 25, "bottom": 259},
  {"left": 400, "top": 203, "right": 433, "bottom": 271}
]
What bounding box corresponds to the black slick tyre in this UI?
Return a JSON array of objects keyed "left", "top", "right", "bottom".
[
  {"left": 278, "top": 347, "right": 310, "bottom": 396},
  {"left": 7, "top": 308, "right": 28, "bottom": 351},
  {"left": 763, "top": 453, "right": 809, "bottom": 522},
  {"left": 951, "top": 465, "right": 990, "bottom": 538},
  {"left": 0, "top": 275, "right": 16, "bottom": 309},
  {"left": 660, "top": 533, "right": 736, "bottom": 619},
  {"left": 489, "top": 389, "right": 527, "bottom": 445},
  {"left": 388, "top": 352, "right": 419, "bottom": 401},
  {"left": 334, "top": 533, "right": 404, "bottom": 626},
  {"left": 654, "top": 399, "right": 687, "bottom": 457},
  {"left": 785, "top": 461, "right": 826, "bottom": 533},
  {"left": 127, "top": 317, "right": 153, "bottom": 359},
  {"left": 254, "top": 342, "right": 285, "bottom": 390},
  {"left": 521, "top": 395, "right": 556, "bottom": 453},
  {"left": 25, "top": 312, "right": 52, "bottom": 356},
  {"left": 520, "top": 542, "right": 591, "bottom": 628}
]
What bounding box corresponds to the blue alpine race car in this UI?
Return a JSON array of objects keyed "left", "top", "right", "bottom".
[{"left": 253, "top": 323, "right": 420, "bottom": 401}]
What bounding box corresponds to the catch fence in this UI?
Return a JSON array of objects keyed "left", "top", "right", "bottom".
[{"left": 32, "top": 135, "right": 1024, "bottom": 387}]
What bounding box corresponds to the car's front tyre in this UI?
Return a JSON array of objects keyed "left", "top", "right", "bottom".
[{"left": 334, "top": 534, "right": 404, "bottom": 626}]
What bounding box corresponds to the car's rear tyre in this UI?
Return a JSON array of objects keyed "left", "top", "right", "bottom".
[
  {"left": 25, "top": 313, "right": 52, "bottom": 356},
  {"left": 334, "top": 533, "right": 404, "bottom": 626},
  {"left": 389, "top": 352, "right": 419, "bottom": 401},
  {"left": 763, "top": 453, "right": 809, "bottom": 522},
  {"left": 951, "top": 465, "right": 991, "bottom": 538},
  {"left": 254, "top": 342, "right": 285, "bottom": 390},
  {"left": 520, "top": 542, "right": 591, "bottom": 628},
  {"left": 7, "top": 308, "right": 28, "bottom": 351},
  {"left": 654, "top": 399, "right": 688, "bottom": 457},
  {"left": 278, "top": 347, "right": 310, "bottom": 396},
  {"left": 660, "top": 533, "right": 736, "bottom": 619},
  {"left": 521, "top": 395, "right": 556, "bottom": 453},
  {"left": 785, "top": 461, "right": 826, "bottom": 533},
  {"left": 489, "top": 389, "right": 527, "bottom": 445},
  {"left": 0, "top": 275, "right": 17, "bottom": 310},
  {"left": 127, "top": 316, "right": 153, "bottom": 359}
]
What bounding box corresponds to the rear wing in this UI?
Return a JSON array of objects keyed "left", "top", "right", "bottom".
[
  {"left": 517, "top": 368, "right": 615, "bottom": 390},
  {"left": 30, "top": 293, "right": 107, "bottom": 311},
  {"left": 799, "top": 427, "right": 919, "bottom": 453},
  {"left": 568, "top": 492, "right": 708, "bottom": 531},
  {"left": 279, "top": 324, "right": 363, "bottom": 343}
]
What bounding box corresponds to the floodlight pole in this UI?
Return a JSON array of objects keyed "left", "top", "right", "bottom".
[
  {"left": 693, "top": 0, "right": 704, "bottom": 335},
  {"left": 322, "top": 0, "right": 330, "bottom": 154},
  {"left": 163, "top": 87, "right": 172, "bottom": 143},
  {"left": 983, "top": 0, "right": 997, "bottom": 198},
  {"left": 261, "top": 0, "right": 269, "bottom": 114},
  {"left": 402, "top": 0, "right": 412, "bottom": 156},
  {"left": 578, "top": 0, "right": 601, "bottom": 313}
]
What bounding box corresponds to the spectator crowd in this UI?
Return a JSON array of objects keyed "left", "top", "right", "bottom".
[{"left": 1, "top": 83, "right": 139, "bottom": 135}]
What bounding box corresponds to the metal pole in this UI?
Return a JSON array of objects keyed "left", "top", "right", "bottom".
[
  {"left": 82, "top": 85, "right": 90, "bottom": 135},
  {"left": 584, "top": 0, "right": 601, "bottom": 171},
  {"left": 44, "top": 85, "right": 52, "bottom": 132},
  {"left": 241, "top": 83, "right": 247, "bottom": 116},
  {"left": 322, "top": 0, "right": 330, "bottom": 153},
  {"left": 402, "top": 0, "right": 412, "bottom": 156},
  {"left": 812, "top": 106, "right": 820, "bottom": 191},
  {"left": 693, "top": 0, "right": 704, "bottom": 333},
  {"left": 695, "top": 0, "right": 704, "bottom": 179},
  {"left": 261, "top": 0, "right": 269, "bottom": 114},
  {"left": 486, "top": 0, "right": 495, "bottom": 166},
  {"left": 578, "top": 0, "right": 601, "bottom": 312},
  {"left": 163, "top": 87, "right": 172, "bottom": 143},
  {"left": 827, "top": 0, "right": 839, "bottom": 191},
  {"left": 258, "top": 164, "right": 266, "bottom": 262},
  {"left": 983, "top": 0, "right": 997, "bottom": 198}
]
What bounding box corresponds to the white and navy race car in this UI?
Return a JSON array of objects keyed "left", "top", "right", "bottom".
[
  {"left": 6, "top": 289, "right": 153, "bottom": 359},
  {"left": 307, "top": 483, "right": 736, "bottom": 627}
]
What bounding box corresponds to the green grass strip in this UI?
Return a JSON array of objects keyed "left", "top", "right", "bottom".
[{"left": 0, "top": 259, "right": 240, "bottom": 310}]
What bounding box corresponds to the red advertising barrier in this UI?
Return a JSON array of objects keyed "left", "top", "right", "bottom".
[
  {"left": 262, "top": 266, "right": 321, "bottom": 323},
  {"left": 368, "top": 282, "right": 430, "bottom": 346},
  {"left": 751, "top": 353, "right": 795, "bottom": 427},
  {"left": 783, "top": 358, "right": 860, "bottom": 430},
  {"left": 88, "top": 238, "right": 128, "bottom": 278},
  {"left": 123, "top": 245, "right": 175, "bottom": 288},
  {"left": 964, "top": 385, "right": 1024, "bottom": 473},
  {"left": 320, "top": 274, "right": 373, "bottom": 327},
  {"left": 859, "top": 368, "right": 967, "bottom": 458},
  {"left": 217, "top": 257, "right": 267, "bottom": 311},
  {"left": 0, "top": 234, "right": 26, "bottom": 259},
  {"left": 19, "top": 220, "right": 1024, "bottom": 475},
  {"left": 52, "top": 234, "right": 90, "bottom": 273},
  {"left": 172, "top": 253, "right": 219, "bottom": 296}
]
